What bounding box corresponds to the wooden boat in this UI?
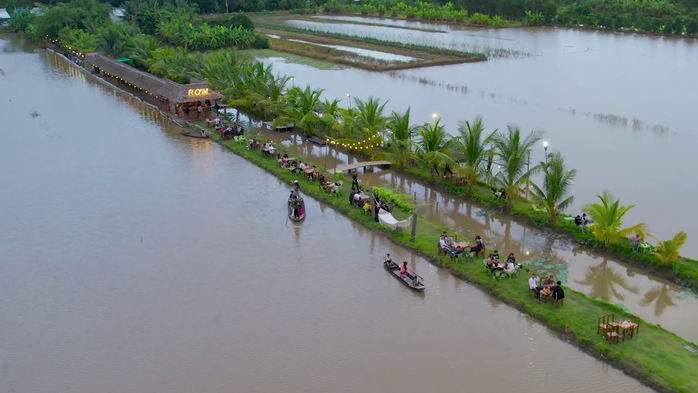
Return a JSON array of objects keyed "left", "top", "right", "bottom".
[
  {"left": 288, "top": 198, "right": 306, "bottom": 222},
  {"left": 384, "top": 261, "right": 425, "bottom": 290},
  {"left": 181, "top": 130, "right": 209, "bottom": 139}
]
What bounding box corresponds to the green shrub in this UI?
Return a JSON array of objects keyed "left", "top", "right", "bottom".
[
  {"left": 249, "top": 34, "right": 270, "bottom": 49},
  {"left": 373, "top": 186, "right": 414, "bottom": 213}
]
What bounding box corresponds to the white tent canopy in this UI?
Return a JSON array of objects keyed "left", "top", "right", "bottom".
[{"left": 378, "top": 208, "right": 412, "bottom": 231}]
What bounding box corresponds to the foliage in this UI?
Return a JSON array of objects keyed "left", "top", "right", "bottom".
[
  {"left": 373, "top": 186, "right": 414, "bottom": 213},
  {"left": 416, "top": 119, "right": 454, "bottom": 182},
  {"left": 453, "top": 116, "right": 494, "bottom": 196},
  {"left": 57, "top": 27, "right": 98, "bottom": 53},
  {"left": 490, "top": 126, "right": 544, "bottom": 210},
  {"left": 583, "top": 191, "right": 647, "bottom": 248},
  {"left": 203, "top": 13, "right": 255, "bottom": 30},
  {"left": 20, "top": 0, "right": 111, "bottom": 39},
  {"left": 158, "top": 19, "right": 254, "bottom": 50},
  {"left": 650, "top": 231, "right": 688, "bottom": 265},
  {"left": 372, "top": 108, "right": 418, "bottom": 169},
  {"left": 529, "top": 151, "right": 577, "bottom": 227}
]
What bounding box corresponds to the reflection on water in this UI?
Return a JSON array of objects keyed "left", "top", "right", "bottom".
[
  {"left": 0, "top": 36, "right": 654, "bottom": 393},
  {"left": 575, "top": 259, "right": 641, "bottom": 301},
  {"left": 640, "top": 284, "right": 678, "bottom": 317}
]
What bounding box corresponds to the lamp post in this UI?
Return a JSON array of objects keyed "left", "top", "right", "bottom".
[
  {"left": 543, "top": 140, "right": 548, "bottom": 164},
  {"left": 347, "top": 93, "right": 352, "bottom": 109},
  {"left": 432, "top": 112, "right": 438, "bottom": 123}
]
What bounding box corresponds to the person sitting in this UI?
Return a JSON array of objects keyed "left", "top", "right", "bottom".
[
  {"left": 438, "top": 235, "right": 456, "bottom": 259},
  {"left": 353, "top": 190, "right": 364, "bottom": 206},
  {"left": 470, "top": 236, "right": 483, "bottom": 253},
  {"left": 330, "top": 182, "right": 340, "bottom": 195},
  {"left": 388, "top": 201, "right": 395, "bottom": 213},
  {"left": 349, "top": 189, "right": 356, "bottom": 205},
  {"left": 282, "top": 153, "right": 289, "bottom": 159},
  {"left": 485, "top": 254, "right": 496, "bottom": 269},
  {"left": 574, "top": 215, "right": 584, "bottom": 232},
  {"left": 399, "top": 261, "right": 408, "bottom": 278},
  {"left": 506, "top": 253, "right": 516, "bottom": 265},
  {"left": 276, "top": 153, "right": 283, "bottom": 167},
  {"left": 384, "top": 253, "right": 393, "bottom": 267},
  {"left": 529, "top": 274, "right": 543, "bottom": 300},
  {"left": 503, "top": 259, "right": 516, "bottom": 275},
  {"left": 551, "top": 281, "right": 565, "bottom": 301},
  {"left": 630, "top": 234, "right": 641, "bottom": 251},
  {"left": 213, "top": 117, "right": 221, "bottom": 128},
  {"left": 542, "top": 275, "right": 554, "bottom": 288},
  {"left": 267, "top": 143, "right": 275, "bottom": 155},
  {"left": 412, "top": 275, "right": 421, "bottom": 286},
  {"left": 582, "top": 213, "right": 592, "bottom": 225},
  {"left": 442, "top": 231, "right": 454, "bottom": 247},
  {"left": 363, "top": 201, "right": 370, "bottom": 214},
  {"left": 491, "top": 250, "right": 500, "bottom": 262}
]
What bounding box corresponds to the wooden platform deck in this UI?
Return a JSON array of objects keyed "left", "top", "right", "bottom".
[
  {"left": 263, "top": 122, "right": 294, "bottom": 132},
  {"left": 308, "top": 136, "right": 327, "bottom": 146},
  {"left": 329, "top": 161, "right": 392, "bottom": 174}
]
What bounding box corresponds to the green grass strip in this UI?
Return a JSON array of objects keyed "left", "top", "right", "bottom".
[{"left": 195, "top": 125, "right": 698, "bottom": 393}]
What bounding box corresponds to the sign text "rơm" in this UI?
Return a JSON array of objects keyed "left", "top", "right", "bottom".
[{"left": 187, "top": 88, "right": 209, "bottom": 97}]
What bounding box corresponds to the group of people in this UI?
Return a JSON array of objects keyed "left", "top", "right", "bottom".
[
  {"left": 289, "top": 181, "right": 303, "bottom": 218},
  {"left": 384, "top": 254, "right": 422, "bottom": 286},
  {"left": 574, "top": 213, "right": 593, "bottom": 232},
  {"left": 528, "top": 274, "right": 565, "bottom": 302},
  {"left": 485, "top": 251, "right": 522, "bottom": 278},
  {"left": 438, "top": 233, "right": 483, "bottom": 259}
]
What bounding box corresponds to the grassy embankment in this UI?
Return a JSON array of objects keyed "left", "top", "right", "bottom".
[
  {"left": 192, "top": 123, "right": 698, "bottom": 393},
  {"left": 250, "top": 16, "right": 485, "bottom": 70},
  {"left": 243, "top": 48, "right": 345, "bottom": 70},
  {"left": 253, "top": 13, "right": 449, "bottom": 33}
]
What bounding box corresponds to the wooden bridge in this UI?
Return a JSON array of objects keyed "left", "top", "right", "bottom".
[{"left": 329, "top": 161, "right": 392, "bottom": 174}]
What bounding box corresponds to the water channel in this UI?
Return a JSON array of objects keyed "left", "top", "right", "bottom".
[
  {"left": 259, "top": 17, "right": 698, "bottom": 257},
  {"left": 0, "top": 35, "right": 655, "bottom": 392}
]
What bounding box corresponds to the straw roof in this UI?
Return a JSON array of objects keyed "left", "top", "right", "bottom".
[{"left": 84, "top": 53, "right": 223, "bottom": 104}]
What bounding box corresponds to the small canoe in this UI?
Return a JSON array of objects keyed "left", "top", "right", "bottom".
[
  {"left": 384, "top": 261, "right": 425, "bottom": 290},
  {"left": 288, "top": 198, "right": 306, "bottom": 222},
  {"left": 181, "top": 130, "right": 209, "bottom": 139}
]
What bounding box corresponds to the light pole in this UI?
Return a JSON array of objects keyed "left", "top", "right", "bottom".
[
  {"left": 347, "top": 93, "right": 352, "bottom": 109},
  {"left": 543, "top": 140, "right": 548, "bottom": 164},
  {"left": 432, "top": 112, "right": 438, "bottom": 123}
]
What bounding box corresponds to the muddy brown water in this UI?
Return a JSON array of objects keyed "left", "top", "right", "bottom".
[
  {"left": 258, "top": 18, "right": 698, "bottom": 258},
  {"left": 0, "top": 36, "right": 654, "bottom": 392}
]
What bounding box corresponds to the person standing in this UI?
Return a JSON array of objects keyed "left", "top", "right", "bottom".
[
  {"left": 351, "top": 170, "right": 359, "bottom": 190},
  {"left": 197, "top": 103, "right": 203, "bottom": 118},
  {"left": 292, "top": 196, "right": 300, "bottom": 218}
]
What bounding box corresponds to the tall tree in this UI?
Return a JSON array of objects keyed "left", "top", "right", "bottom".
[
  {"left": 416, "top": 119, "right": 454, "bottom": 182},
  {"left": 372, "top": 108, "right": 418, "bottom": 169},
  {"left": 453, "top": 116, "right": 494, "bottom": 196},
  {"left": 582, "top": 191, "right": 647, "bottom": 248},
  {"left": 490, "top": 126, "right": 544, "bottom": 210},
  {"left": 529, "top": 151, "right": 577, "bottom": 227}
]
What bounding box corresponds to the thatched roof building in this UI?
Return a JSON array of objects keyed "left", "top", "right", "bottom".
[{"left": 84, "top": 53, "right": 223, "bottom": 104}]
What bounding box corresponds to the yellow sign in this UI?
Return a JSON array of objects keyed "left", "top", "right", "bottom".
[{"left": 187, "top": 88, "right": 209, "bottom": 97}]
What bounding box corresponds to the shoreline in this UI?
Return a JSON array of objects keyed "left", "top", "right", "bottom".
[
  {"left": 193, "top": 126, "right": 697, "bottom": 393},
  {"left": 46, "top": 47, "right": 698, "bottom": 393}
]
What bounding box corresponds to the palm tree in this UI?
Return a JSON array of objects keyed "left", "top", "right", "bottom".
[
  {"left": 128, "top": 34, "right": 160, "bottom": 69},
  {"left": 275, "top": 85, "right": 325, "bottom": 137},
  {"left": 372, "top": 108, "right": 418, "bottom": 168},
  {"left": 347, "top": 96, "right": 387, "bottom": 156},
  {"left": 97, "top": 25, "right": 130, "bottom": 58},
  {"left": 416, "top": 119, "right": 454, "bottom": 182},
  {"left": 575, "top": 259, "right": 640, "bottom": 301},
  {"left": 490, "top": 126, "right": 544, "bottom": 210},
  {"left": 453, "top": 116, "right": 495, "bottom": 195},
  {"left": 583, "top": 191, "right": 647, "bottom": 248},
  {"left": 650, "top": 231, "right": 687, "bottom": 265},
  {"left": 529, "top": 151, "right": 577, "bottom": 227},
  {"left": 639, "top": 284, "right": 677, "bottom": 317}
]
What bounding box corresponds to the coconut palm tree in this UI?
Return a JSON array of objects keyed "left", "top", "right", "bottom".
[
  {"left": 372, "top": 108, "right": 418, "bottom": 169},
  {"left": 416, "top": 119, "right": 454, "bottom": 182},
  {"left": 529, "top": 151, "right": 577, "bottom": 227},
  {"left": 346, "top": 96, "right": 387, "bottom": 156},
  {"left": 582, "top": 191, "right": 647, "bottom": 248},
  {"left": 275, "top": 85, "right": 325, "bottom": 137},
  {"left": 97, "top": 24, "right": 131, "bottom": 58},
  {"left": 453, "top": 116, "right": 495, "bottom": 196},
  {"left": 490, "top": 126, "right": 544, "bottom": 210},
  {"left": 650, "top": 231, "right": 687, "bottom": 265},
  {"left": 128, "top": 34, "right": 160, "bottom": 69}
]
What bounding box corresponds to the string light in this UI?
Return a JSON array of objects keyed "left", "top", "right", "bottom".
[{"left": 325, "top": 135, "right": 381, "bottom": 150}]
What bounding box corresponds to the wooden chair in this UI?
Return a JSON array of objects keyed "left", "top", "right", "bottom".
[
  {"left": 476, "top": 245, "right": 486, "bottom": 259},
  {"left": 605, "top": 324, "right": 624, "bottom": 344},
  {"left": 607, "top": 313, "right": 618, "bottom": 330},
  {"left": 597, "top": 316, "right": 607, "bottom": 335},
  {"left": 630, "top": 314, "right": 641, "bottom": 335}
]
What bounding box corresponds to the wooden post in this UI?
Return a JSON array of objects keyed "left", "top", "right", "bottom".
[
  {"left": 436, "top": 201, "right": 439, "bottom": 213},
  {"left": 410, "top": 212, "right": 418, "bottom": 242},
  {"left": 369, "top": 188, "right": 377, "bottom": 221}
]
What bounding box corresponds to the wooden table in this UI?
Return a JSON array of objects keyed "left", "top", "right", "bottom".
[
  {"left": 304, "top": 168, "right": 315, "bottom": 180},
  {"left": 617, "top": 320, "right": 639, "bottom": 338}
]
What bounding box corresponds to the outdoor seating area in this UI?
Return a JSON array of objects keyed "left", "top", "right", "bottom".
[{"left": 597, "top": 314, "right": 641, "bottom": 344}]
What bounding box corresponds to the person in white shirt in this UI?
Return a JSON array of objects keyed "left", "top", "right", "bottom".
[
  {"left": 529, "top": 274, "right": 543, "bottom": 300},
  {"left": 299, "top": 162, "right": 307, "bottom": 170},
  {"left": 213, "top": 117, "right": 221, "bottom": 127},
  {"left": 438, "top": 235, "right": 456, "bottom": 258}
]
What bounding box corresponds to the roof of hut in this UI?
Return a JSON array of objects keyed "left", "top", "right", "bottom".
[{"left": 84, "top": 53, "right": 223, "bottom": 104}]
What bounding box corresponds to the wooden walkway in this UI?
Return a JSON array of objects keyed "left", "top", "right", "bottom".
[{"left": 329, "top": 161, "right": 391, "bottom": 174}]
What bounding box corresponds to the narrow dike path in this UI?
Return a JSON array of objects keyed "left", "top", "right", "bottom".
[{"left": 190, "top": 124, "right": 697, "bottom": 393}]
